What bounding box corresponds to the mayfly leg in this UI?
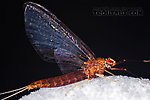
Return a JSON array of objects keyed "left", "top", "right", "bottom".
[
  {"left": 143, "top": 60, "right": 150, "bottom": 62},
  {"left": 95, "top": 73, "right": 118, "bottom": 82},
  {"left": 109, "top": 67, "right": 150, "bottom": 84},
  {"left": 105, "top": 70, "right": 116, "bottom": 76},
  {"left": 65, "top": 79, "right": 90, "bottom": 96}
]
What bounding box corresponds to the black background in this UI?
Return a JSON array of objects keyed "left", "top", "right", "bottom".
[{"left": 1, "top": 0, "right": 150, "bottom": 100}]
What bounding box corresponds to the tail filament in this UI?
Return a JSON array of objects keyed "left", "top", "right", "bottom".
[{"left": 0, "top": 86, "right": 27, "bottom": 100}]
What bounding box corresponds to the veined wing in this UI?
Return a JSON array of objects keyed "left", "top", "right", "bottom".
[{"left": 24, "top": 2, "right": 95, "bottom": 74}]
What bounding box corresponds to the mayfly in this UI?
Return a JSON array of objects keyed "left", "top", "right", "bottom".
[{"left": 1, "top": 2, "right": 150, "bottom": 100}]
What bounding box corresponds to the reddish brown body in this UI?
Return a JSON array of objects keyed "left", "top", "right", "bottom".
[
  {"left": 82, "top": 58, "right": 107, "bottom": 79},
  {"left": 27, "top": 70, "right": 87, "bottom": 90},
  {"left": 27, "top": 58, "right": 111, "bottom": 90}
]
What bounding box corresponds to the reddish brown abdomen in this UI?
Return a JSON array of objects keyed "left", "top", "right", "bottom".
[{"left": 30, "top": 70, "right": 87, "bottom": 88}]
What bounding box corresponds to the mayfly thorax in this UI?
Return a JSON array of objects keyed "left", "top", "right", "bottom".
[{"left": 0, "top": 2, "right": 150, "bottom": 100}]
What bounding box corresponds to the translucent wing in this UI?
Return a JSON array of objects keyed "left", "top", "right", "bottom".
[{"left": 24, "top": 2, "right": 95, "bottom": 74}]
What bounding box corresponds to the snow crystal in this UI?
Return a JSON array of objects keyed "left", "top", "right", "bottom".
[{"left": 20, "top": 76, "right": 150, "bottom": 100}]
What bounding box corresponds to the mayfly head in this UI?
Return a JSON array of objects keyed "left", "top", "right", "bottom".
[{"left": 105, "top": 57, "right": 116, "bottom": 68}]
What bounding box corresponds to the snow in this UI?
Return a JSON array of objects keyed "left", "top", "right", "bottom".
[{"left": 20, "top": 76, "right": 150, "bottom": 100}]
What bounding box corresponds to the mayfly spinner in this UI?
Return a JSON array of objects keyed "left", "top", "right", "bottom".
[{"left": 1, "top": 2, "right": 150, "bottom": 100}]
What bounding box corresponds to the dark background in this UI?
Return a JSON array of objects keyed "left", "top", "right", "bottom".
[{"left": 1, "top": 0, "right": 150, "bottom": 100}]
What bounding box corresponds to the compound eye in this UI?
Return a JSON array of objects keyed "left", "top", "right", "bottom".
[{"left": 107, "top": 58, "right": 115, "bottom": 66}]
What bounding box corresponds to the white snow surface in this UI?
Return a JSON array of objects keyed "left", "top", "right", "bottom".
[{"left": 20, "top": 76, "right": 150, "bottom": 100}]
